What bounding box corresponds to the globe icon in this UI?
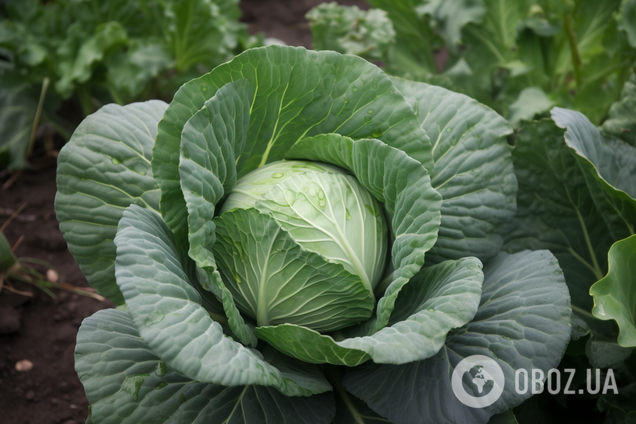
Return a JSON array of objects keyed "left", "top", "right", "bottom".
[
  {"left": 452, "top": 355, "right": 505, "bottom": 408},
  {"left": 468, "top": 365, "right": 493, "bottom": 395}
]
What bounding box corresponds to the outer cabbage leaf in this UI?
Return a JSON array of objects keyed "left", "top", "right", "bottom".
[
  {"left": 178, "top": 79, "right": 255, "bottom": 346},
  {"left": 590, "top": 235, "right": 636, "bottom": 347},
  {"left": 76, "top": 308, "right": 335, "bottom": 424},
  {"left": 343, "top": 250, "right": 572, "bottom": 424},
  {"left": 391, "top": 78, "right": 517, "bottom": 263},
  {"left": 504, "top": 119, "right": 614, "bottom": 332},
  {"left": 254, "top": 257, "right": 483, "bottom": 366},
  {"left": 113, "top": 205, "right": 330, "bottom": 396},
  {"left": 55, "top": 100, "right": 167, "bottom": 304},
  {"left": 152, "top": 45, "right": 432, "bottom": 238},
  {"left": 552, "top": 107, "right": 636, "bottom": 241}
]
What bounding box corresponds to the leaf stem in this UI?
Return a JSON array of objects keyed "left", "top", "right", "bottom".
[
  {"left": 572, "top": 304, "right": 596, "bottom": 320},
  {"left": 27, "top": 77, "right": 50, "bottom": 158},
  {"left": 563, "top": 13, "right": 582, "bottom": 90},
  {"left": 325, "top": 365, "right": 367, "bottom": 424}
]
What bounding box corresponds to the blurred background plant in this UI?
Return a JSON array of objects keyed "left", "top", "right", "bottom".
[
  {"left": 0, "top": 0, "right": 263, "bottom": 170},
  {"left": 308, "top": 0, "right": 636, "bottom": 128}
]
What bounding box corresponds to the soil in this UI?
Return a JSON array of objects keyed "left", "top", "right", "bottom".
[{"left": 0, "top": 1, "right": 366, "bottom": 423}]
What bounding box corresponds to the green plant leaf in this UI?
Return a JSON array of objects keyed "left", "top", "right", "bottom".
[
  {"left": 585, "top": 336, "right": 634, "bottom": 367},
  {"left": 366, "top": 0, "right": 440, "bottom": 77},
  {"left": 307, "top": 3, "right": 395, "bottom": 61},
  {"left": 254, "top": 257, "right": 483, "bottom": 366},
  {"left": 0, "top": 231, "right": 16, "bottom": 271},
  {"left": 56, "top": 21, "right": 128, "bottom": 97},
  {"left": 598, "top": 382, "right": 636, "bottom": 424},
  {"left": 213, "top": 208, "right": 373, "bottom": 332},
  {"left": 153, "top": 45, "right": 431, "bottom": 238},
  {"left": 590, "top": 235, "right": 636, "bottom": 347},
  {"left": 391, "top": 78, "right": 517, "bottom": 263},
  {"left": 488, "top": 410, "right": 519, "bottom": 424},
  {"left": 167, "top": 0, "right": 235, "bottom": 72},
  {"left": 551, "top": 107, "right": 636, "bottom": 241},
  {"left": 415, "top": 0, "right": 485, "bottom": 47},
  {"left": 179, "top": 79, "right": 255, "bottom": 346},
  {"left": 327, "top": 367, "right": 389, "bottom": 424},
  {"left": 0, "top": 88, "right": 36, "bottom": 170},
  {"left": 55, "top": 100, "right": 167, "bottom": 304},
  {"left": 285, "top": 135, "right": 442, "bottom": 333},
  {"left": 460, "top": 0, "right": 529, "bottom": 97},
  {"left": 504, "top": 119, "right": 613, "bottom": 332},
  {"left": 106, "top": 39, "right": 173, "bottom": 100},
  {"left": 114, "top": 205, "right": 329, "bottom": 396},
  {"left": 75, "top": 308, "right": 335, "bottom": 424},
  {"left": 343, "top": 250, "right": 572, "bottom": 424},
  {"left": 618, "top": 0, "right": 636, "bottom": 47},
  {"left": 602, "top": 71, "right": 636, "bottom": 147},
  {"left": 508, "top": 87, "right": 554, "bottom": 127}
]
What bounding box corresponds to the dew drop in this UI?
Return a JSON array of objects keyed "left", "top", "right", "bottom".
[
  {"left": 202, "top": 87, "right": 207, "bottom": 92},
  {"left": 371, "top": 79, "right": 379, "bottom": 89},
  {"left": 372, "top": 129, "right": 382, "bottom": 138},
  {"left": 367, "top": 109, "right": 374, "bottom": 114},
  {"left": 318, "top": 190, "right": 325, "bottom": 199},
  {"left": 111, "top": 158, "right": 121, "bottom": 165},
  {"left": 352, "top": 86, "right": 358, "bottom": 92},
  {"left": 144, "top": 310, "right": 165, "bottom": 327},
  {"left": 122, "top": 373, "right": 150, "bottom": 401},
  {"left": 318, "top": 199, "right": 326, "bottom": 207},
  {"left": 284, "top": 189, "right": 298, "bottom": 206},
  {"left": 446, "top": 128, "right": 452, "bottom": 133},
  {"left": 272, "top": 172, "right": 284, "bottom": 179},
  {"left": 345, "top": 208, "right": 351, "bottom": 220},
  {"left": 309, "top": 187, "right": 317, "bottom": 196}
]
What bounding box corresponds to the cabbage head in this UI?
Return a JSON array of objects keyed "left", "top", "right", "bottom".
[{"left": 55, "top": 45, "right": 572, "bottom": 424}]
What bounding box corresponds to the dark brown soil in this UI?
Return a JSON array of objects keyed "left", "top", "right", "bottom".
[
  {"left": 0, "top": 162, "right": 114, "bottom": 424},
  {"left": 0, "top": 1, "right": 366, "bottom": 423}
]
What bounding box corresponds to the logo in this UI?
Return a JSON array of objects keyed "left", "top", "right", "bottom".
[{"left": 451, "top": 355, "right": 505, "bottom": 408}]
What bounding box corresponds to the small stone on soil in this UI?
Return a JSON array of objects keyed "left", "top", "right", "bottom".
[{"left": 15, "top": 359, "right": 34, "bottom": 372}]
